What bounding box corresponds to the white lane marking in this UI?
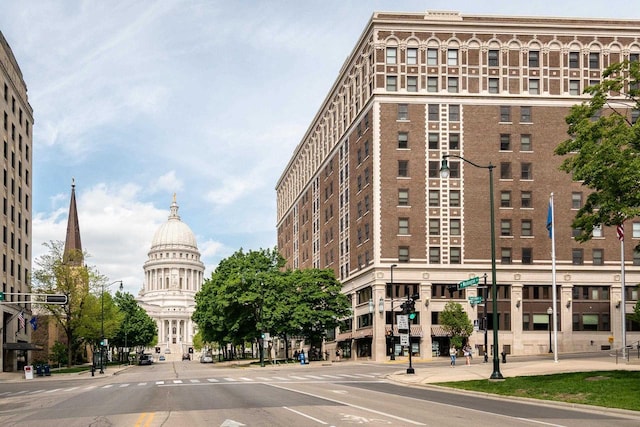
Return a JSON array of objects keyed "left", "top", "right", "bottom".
[
  {"left": 282, "top": 406, "right": 328, "bottom": 425},
  {"left": 28, "top": 389, "right": 46, "bottom": 395},
  {"left": 155, "top": 381, "right": 164, "bottom": 385},
  {"left": 238, "top": 377, "right": 252, "bottom": 382},
  {"left": 190, "top": 379, "right": 200, "bottom": 383},
  {"left": 64, "top": 387, "right": 79, "bottom": 392},
  {"left": 84, "top": 386, "right": 98, "bottom": 391},
  {"left": 173, "top": 380, "right": 183, "bottom": 384},
  {"left": 44, "top": 388, "right": 62, "bottom": 394},
  {"left": 320, "top": 374, "right": 341, "bottom": 379},
  {"left": 223, "top": 377, "right": 237, "bottom": 382},
  {"left": 289, "top": 375, "right": 307, "bottom": 380},
  {"left": 270, "top": 376, "right": 289, "bottom": 381},
  {"left": 305, "top": 375, "right": 325, "bottom": 380},
  {"left": 137, "top": 383, "right": 147, "bottom": 386},
  {"left": 119, "top": 384, "right": 130, "bottom": 388},
  {"left": 207, "top": 378, "right": 219, "bottom": 382},
  {"left": 255, "top": 377, "right": 270, "bottom": 381}
]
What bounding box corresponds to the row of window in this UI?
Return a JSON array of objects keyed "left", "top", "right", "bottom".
[
  {"left": 385, "top": 47, "right": 639, "bottom": 69},
  {"left": 397, "top": 159, "right": 534, "bottom": 180}
]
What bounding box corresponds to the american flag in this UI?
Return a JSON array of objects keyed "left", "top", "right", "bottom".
[
  {"left": 617, "top": 224, "right": 624, "bottom": 241},
  {"left": 18, "top": 311, "right": 25, "bottom": 331}
]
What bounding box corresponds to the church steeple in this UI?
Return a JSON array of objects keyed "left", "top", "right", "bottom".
[{"left": 63, "top": 178, "right": 83, "bottom": 266}]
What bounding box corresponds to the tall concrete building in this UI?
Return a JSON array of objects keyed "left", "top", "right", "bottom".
[
  {"left": 276, "top": 11, "right": 640, "bottom": 362},
  {"left": 137, "top": 196, "right": 204, "bottom": 358},
  {"left": 1, "top": 32, "right": 34, "bottom": 371}
]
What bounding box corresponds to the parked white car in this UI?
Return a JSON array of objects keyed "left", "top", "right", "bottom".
[{"left": 200, "top": 354, "right": 214, "bottom": 363}]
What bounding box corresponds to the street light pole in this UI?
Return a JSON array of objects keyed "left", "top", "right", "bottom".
[
  {"left": 390, "top": 264, "right": 397, "bottom": 360},
  {"left": 483, "top": 273, "right": 488, "bottom": 363},
  {"left": 547, "top": 307, "right": 553, "bottom": 353},
  {"left": 441, "top": 154, "right": 503, "bottom": 380},
  {"left": 100, "top": 280, "right": 123, "bottom": 374}
]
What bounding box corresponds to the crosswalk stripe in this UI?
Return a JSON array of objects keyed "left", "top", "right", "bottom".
[
  {"left": 119, "top": 384, "right": 129, "bottom": 388},
  {"left": 64, "top": 387, "right": 79, "bottom": 392},
  {"left": 238, "top": 377, "right": 252, "bottom": 382},
  {"left": 138, "top": 383, "right": 147, "bottom": 386},
  {"left": 288, "top": 375, "right": 307, "bottom": 380},
  {"left": 354, "top": 373, "right": 375, "bottom": 378},
  {"left": 206, "top": 378, "right": 219, "bottom": 382},
  {"left": 28, "top": 389, "right": 45, "bottom": 395},
  {"left": 255, "top": 377, "right": 270, "bottom": 381},
  {"left": 305, "top": 375, "right": 324, "bottom": 380},
  {"left": 321, "top": 374, "right": 341, "bottom": 378},
  {"left": 270, "top": 376, "right": 289, "bottom": 381},
  {"left": 223, "top": 378, "right": 236, "bottom": 382},
  {"left": 173, "top": 380, "right": 183, "bottom": 384},
  {"left": 189, "top": 379, "right": 200, "bottom": 383},
  {"left": 102, "top": 385, "right": 113, "bottom": 389},
  {"left": 84, "top": 386, "right": 97, "bottom": 391},
  {"left": 155, "top": 381, "right": 164, "bottom": 385},
  {"left": 44, "top": 388, "right": 62, "bottom": 394},
  {"left": 0, "top": 391, "right": 11, "bottom": 396}
]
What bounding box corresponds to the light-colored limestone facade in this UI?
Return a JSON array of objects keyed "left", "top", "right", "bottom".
[
  {"left": 276, "top": 11, "right": 640, "bottom": 362},
  {"left": 138, "top": 196, "right": 204, "bottom": 356}
]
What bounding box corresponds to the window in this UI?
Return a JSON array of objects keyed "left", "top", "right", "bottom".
[
  {"left": 407, "top": 76, "right": 418, "bottom": 92},
  {"left": 407, "top": 47, "right": 418, "bottom": 65},
  {"left": 387, "top": 76, "right": 398, "bottom": 91},
  {"left": 520, "top": 106, "right": 532, "bottom": 122},
  {"left": 429, "top": 247, "right": 440, "bottom": 263},
  {"left": 449, "top": 190, "right": 460, "bottom": 207},
  {"left": 520, "top": 134, "right": 532, "bottom": 151},
  {"left": 448, "top": 77, "right": 459, "bottom": 93},
  {"left": 592, "top": 249, "right": 604, "bottom": 265},
  {"left": 427, "top": 77, "right": 438, "bottom": 92},
  {"left": 633, "top": 222, "right": 640, "bottom": 238},
  {"left": 489, "top": 78, "right": 499, "bottom": 93},
  {"left": 428, "top": 161, "right": 441, "bottom": 178},
  {"left": 529, "top": 79, "right": 540, "bottom": 94},
  {"left": 447, "top": 49, "right": 458, "bottom": 66},
  {"left": 632, "top": 110, "right": 640, "bottom": 125},
  {"left": 572, "top": 227, "right": 582, "bottom": 238},
  {"left": 592, "top": 225, "right": 603, "bottom": 238},
  {"left": 570, "top": 80, "right": 580, "bottom": 95},
  {"left": 448, "top": 161, "right": 460, "bottom": 178},
  {"left": 521, "top": 191, "right": 532, "bottom": 208},
  {"left": 522, "top": 248, "right": 533, "bottom": 264},
  {"left": 429, "top": 219, "right": 440, "bottom": 235},
  {"left": 428, "top": 190, "right": 439, "bottom": 207},
  {"left": 364, "top": 140, "right": 369, "bottom": 157},
  {"left": 500, "top": 106, "right": 511, "bottom": 122},
  {"left": 427, "top": 48, "right": 438, "bottom": 65},
  {"left": 398, "top": 132, "right": 408, "bottom": 149},
  {"left": 399, "top": 218, "right": 409, "bottom": 235},
  {"left": 572, "top": 249, "right": 584, "bottom": 265},
  {"left": 488, "top": 49, "right": 499, "bottom": 66},
  {"left": 398, "top": 189, "right": 409, "bottom": 206},
  {"left": 528, "top": 50, "right": 540, "bottom": 67},
  {"left": 450, "top": 247, "right": 461, "bottom": 264},
  {"left": 571, "top": 192, "right": 583, "bottom": 209},
  {"left": 399, "top": 247, "right": 409, "bottom": 262},
  {"left": 521, "top": 219, "right": 532, "bottom": 236},
  {"left": 500, "top": 191, "right": 512, "bottom": 208},
  {"left": 398, "top": 104, "right": 408, "bottom": 120},
  {"left": 398, "top": 160, "right": 409, "bottom": 177},
  {"left": 501, "top": 248, "right": 512, "bottom": 264},
  {"left": 631, "top": 53, "right": 640, "bottom": 63},
  {"left": 501, "top": 219, "right": 512, "bottom": 236},
  {"left": 428, "top": 133, "right": 439, "bottom": 150},
  {"left": 386, "top": 47, "right": 397, "bottom": 64},
  {"left": 521, "top": 163, "right": 532, "bottom": 180},
  {"left": 449, "top": 105, "right": 460, "bottom": 121},
  {"left": 449, "top": 133, "right": 459, "bottom": 150},
  {"left": 589, "top": 52, "right": 600, "bottom": 69},
  {"left": 500, "top": 163, "right": 512, "bottom": 179},
  {"left": 500, "top": 134, "right": 511, "bottom": 151},
  {"left": 450, "top": 219, "right": 461, "bottom": 236},
  {"left": 428, "top": 104, "right": 439, "bottom": 121},
  {"left": 569, "top": 51, "right": 580, "bottom": 68}
]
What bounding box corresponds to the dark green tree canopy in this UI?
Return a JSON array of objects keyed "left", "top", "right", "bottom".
[
  {"left": 112, "top": 292, "right": 157, "bottom": 350},
  {"left": 440, "top": 301, "right": 474, "bottom": 349},
  {"left": 555, "top": 60, "right": 640, "bottom": 249}
]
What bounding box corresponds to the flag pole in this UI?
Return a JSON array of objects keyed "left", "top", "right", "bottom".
[
  {"left": 619, "top": 223, "right": 626, "bottom": 361},
  {"left": 550, "top": 193, "right": 558, "bottom": 362}
]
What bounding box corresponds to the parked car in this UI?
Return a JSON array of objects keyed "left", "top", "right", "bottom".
[
  {"left": 164, "top": 348, "right": 171, "bottom": 354},
  {"left": 158, "top": 355, "right": 166, "bottom": 361},
  {"left": 138, "top": 354, "right": 153, "bottom": 365},
  {"left": 200, "top": 354, "right": 213, "bottom": 363},
  {"left": 182, "top": 353, "right": 190, "bottom": 361}
]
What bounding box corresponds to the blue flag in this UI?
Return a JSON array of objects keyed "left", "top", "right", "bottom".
[
  {"left": 30, "top": 316, "right": 37, "bottom": 331},
  {"left": 546, "top": 200, "right": 553, "bottom": 238}
]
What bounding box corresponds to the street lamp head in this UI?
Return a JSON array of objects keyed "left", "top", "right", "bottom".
[
  {"left": 547, "top": 307, "right": 553, "bottom": 315},
  {"left": 439, "top": 158, "right": 450, "bottom": 179}
]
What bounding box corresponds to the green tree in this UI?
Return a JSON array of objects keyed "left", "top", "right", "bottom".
[
  {"left": 49, "top": 341, "right": 68, "bottom": 368},
  {"left": 555, "top": 59, "right": 640, "bottom": 249},
  {"left": 440, "top": 301, "right": 474, "bottom": 349},
  {"left": 31, "top": 241, "right": 107, "bottom": 367},
  {"left": 112, "top": 292, "right": 157, "bottom": 357},
  {"left": 75, "top": 292, "right": 123, "bottom": 357}
]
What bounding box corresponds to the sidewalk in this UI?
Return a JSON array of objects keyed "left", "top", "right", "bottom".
[
  {"left": 0, "top": 364, "right": 133, "bottom": 383},
  {"left": 386, "top": 353, "right": 640, "bottom": 385}
]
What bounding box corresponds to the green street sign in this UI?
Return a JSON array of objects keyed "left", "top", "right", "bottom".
[
  {"left": 468, "top": 296, "right": 483, "bottom": 304},
  {"left": 459, "top": 276, "right": 480, "bottom": 289},
  {"left": 0, "top": 291, "right": 4, "bottom": 301}
]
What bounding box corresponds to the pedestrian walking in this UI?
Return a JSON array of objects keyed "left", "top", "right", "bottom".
[
  {"left": 449, "top": 346, "right": 457, "bottom": 367},
  {"left": 463, "top": 344, "right": 472, "bottom": 365}
]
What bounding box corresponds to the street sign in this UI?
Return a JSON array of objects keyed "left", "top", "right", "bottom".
[
  {"left": 397, "top": 315, "right": 409, "bottom": 331},
  {"left": 468, "top": 296, "right": 483, "bottom": 304},
  {"left": 459, "top": 276, "right": 480, "bottom": 289},
  {"left": 400, "top": 333, "right": 409, "bottom": 346}
]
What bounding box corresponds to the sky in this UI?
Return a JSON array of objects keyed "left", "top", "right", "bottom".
[{"left": 1, "top": 1, "right": 639, "bottom": 295}]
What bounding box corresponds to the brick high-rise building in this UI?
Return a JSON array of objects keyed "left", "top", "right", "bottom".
[
  {"left": 276, "top": 11, "right": 640, "bottom": 362},
  {"left": 1, "top": 31, "right": 34, "bottom": 371}
]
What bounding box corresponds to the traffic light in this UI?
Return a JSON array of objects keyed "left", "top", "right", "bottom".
[
  {"left": 188, "top": 347, "right": 194, "bottom": 354},
  {"left": 400, "top": 301, "right": 409, "bottom": 315},
  {"left": 156, "top": 347, "right": 161, "bottom": 354},
  {"left": 407, "top": 298, "right": 416, "bottom": 320}
]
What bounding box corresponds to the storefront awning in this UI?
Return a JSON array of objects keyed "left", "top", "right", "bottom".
[
  {"left": 431, "top": 325, "right": 451, "bottom": 337},
  {"left": 3, "top": 342, "right": 44, "bottom": 351},
  {"left": 336, "top": 332, "right": 353, "bottom": 342},
  {"left": 354, "top": 328, "right": 373, "bottom": 339}
]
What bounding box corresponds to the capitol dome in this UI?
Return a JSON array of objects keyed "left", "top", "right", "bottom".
[{"left": 150, "top": 196, "right": 198, "bottom": 250}]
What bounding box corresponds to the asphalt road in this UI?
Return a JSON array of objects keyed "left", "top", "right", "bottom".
[{"left": 0, "top": 360, "right": 639, "bottom": 426}]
